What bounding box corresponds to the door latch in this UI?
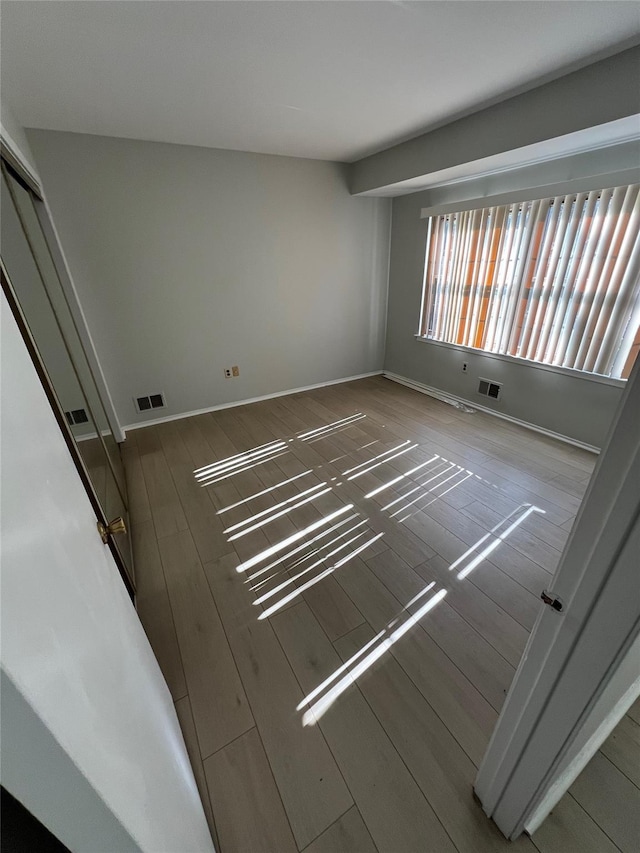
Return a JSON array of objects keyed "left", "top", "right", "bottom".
[
  {"left": 97, "top": 516, "right": 127, "bottom": 544},
  {"left": 541, "top": 589, "right": 564, "bottom": 612}
]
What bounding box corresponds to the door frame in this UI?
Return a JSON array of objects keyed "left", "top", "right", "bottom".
[
  {"left": 1, "top": 263, "right": 135, "bottom": 600},
  {"left": 475, "top": 354, "right": 640, "bottom": 838}
]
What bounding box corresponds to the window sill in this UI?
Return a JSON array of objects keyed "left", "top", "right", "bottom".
[{"left": 413, "top": 336, "right": 627, "bottom": 389}]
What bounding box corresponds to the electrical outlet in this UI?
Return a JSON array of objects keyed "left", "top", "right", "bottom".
[
  {"left": 232, "top": 365, "right": 240, "bottom": 377},
  {"left": 223, "top": 368, "right": 232, "bottom": 378},
  {"left": 462, "top": 362, "right": 468, "bottom": 373}
]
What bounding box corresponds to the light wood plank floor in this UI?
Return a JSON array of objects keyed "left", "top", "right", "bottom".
[{"left": 123, "top": 376, "right": 640, "bottom": 853}]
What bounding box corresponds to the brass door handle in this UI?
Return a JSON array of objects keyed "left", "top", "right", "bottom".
[{"left": 97, "top": 516, "right": 127, "bottom": 544}]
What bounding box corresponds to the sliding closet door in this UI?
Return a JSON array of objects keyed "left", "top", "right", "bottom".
[{"left": 1, "top": 163, "right": 134, "bottom": 586}]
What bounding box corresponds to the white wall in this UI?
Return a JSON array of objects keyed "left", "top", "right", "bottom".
[
  {"left": 27, "top": 130, "right": 391, "bottom": 429},
  {"left": 0, "top": 290, "right": 214, "bottom": 852}
]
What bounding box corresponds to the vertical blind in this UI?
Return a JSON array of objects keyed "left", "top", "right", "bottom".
[{"left": 420, "top": 185, "right": 640, "bottom": 379}]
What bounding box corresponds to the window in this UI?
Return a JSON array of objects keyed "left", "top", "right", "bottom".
[{"left": 419, "top": 185, "right": 640, "bottom": 379}]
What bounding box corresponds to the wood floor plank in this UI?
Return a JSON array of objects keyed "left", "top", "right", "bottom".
[
  {"left": 269, "top": 425, "right": 436, "bottom": 569},
  {"left": 299, "top": 573, "right": 366, "bottom": 642},
  {"left": 531, "top": 793, "right": 621, "bottom": 853},
  {"left": 302, "top": 806, "right": 377, "bottom": 853},
  {"left": 272, "top": 601, "right": 458, "bottom": 853},
  {"left": 550, "top": 473, "right": 590, "bottom": 500},
  {"left": 460, "top": 493, "right": 570, "bottom": 553},
  {"left": 169, "top": 461, "right": 234, "bottom": 565},
  {"left": 334, "top": 555, "right": 497, "bottom": 765},
  {"left": 414, "top": 499, "right": 555, "bottom": 596},
  {"left": 334, "top": 623, "right": 536, "bottom": 853},
  {"left": 121, "top": 439, "right": 152, "bottom": 523},
  {"left": 155, "top": 419, "right": 193, "bottom": 467},
  {"left": 175, "top": 696, "right": 218, "bottom": 849},
  {"left": 139, "top": 436, "right": 189, "bottom": 539},
  {"left": 627, "top": 696, "right": 640, "bottom": 726},
  {"left": 364, "top": 547, "right": 515, "bottom": 711},
  {"left": 599, "top": 714, "right": 640, "bottom": 788},
  {"left": 204, "top": 727, "right": 297, "bottom": 853},
  {"left": 470, "top": 463, "right": 576, "bottom": 526},
  {"left": 132, "top": 520, "right": 186, "bottom": 700},
  {"left": 477, "top": 456, "right": 583, "bottom": 516},
  {"left": 192, "top": 412, "right": 239, "bottom": 461},
  {"left": 132, "top": 423, "right": 163, "bottom": 456},
  {"left": 460, "top": 501, "right": 562, "bottom": 574},
  {"left": 124, "top": 378, "right": 617, "bottom": 852},
  {"left": 347, "top": 390, "right": 490, "bottom": 471},
  {"left": 569, "top": 751, "right": 640, "bottom": 853},
  {"left": 403, "top": 505, "right": 551, "bottom": 607},
  {"left": 158, "top": 531, "right": 254, "bottom": 758},
  {"left": 415, "top": 554, "right": 529, "bottom": 667},
  {"left": 85, "top": 456, "right": 107, "bottom": 510},
  {"left": 203, "top": 551, "right": 353, "bottom": 849}
]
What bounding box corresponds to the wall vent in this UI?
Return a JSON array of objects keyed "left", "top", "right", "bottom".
[
  {"left": 478, "top": 378, "right": 502, "bottom": 400},
  {"left": 134, "top": 393, "right": 166, "bottom": 413},
  {"left": 64, "top": 408, "right": 89, "bottom": 425}
]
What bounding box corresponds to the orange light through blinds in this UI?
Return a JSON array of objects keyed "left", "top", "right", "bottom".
[{"left": 420, "top": 185, "right": 640, "bottom": 379}]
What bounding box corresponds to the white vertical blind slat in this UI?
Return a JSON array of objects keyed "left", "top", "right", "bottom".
[
  {"left": 568, "top": 187, "right": 628, "bottom": 370},
  {"left": 492, "top": 203, "right": 530, "bottom": 352},
  {"left": 533, "top": 194, "right": 587, "bottom": 363},
  {"left": 525, "top": 196, "right": 572, "bottom": 360},
  {"left": 594, "top": 194, "right": 640, "bottom": 375},
  {"left": 484, "top": 203, "right": 516, "bottom": 350},
  {"left": 499, "top": 200, "right": 539, "bottom": 354},
  {"left": 448, "top": 209, "right": 475, "bottom": 342},
  {"left": 459, "top": 208, "right": 482, "bottom": 345},
  {"left": 420, "top": 184, "right": 640, "bottom": 379},
  {"left": 542, "top": 192, "right": 599, "bottom": 364},
  {"left": 433, "top": 215, "right": 452, "bottom": 340},
  {"left": 419, "top": 215, "right": 434, "bottom": 335},
  {"left": 584, "top": 186, "right": 640, "bottom": 373},
  {"left": 508, "top": 199, "right": 552, "bottom": 356},
  {"left": 479, "top": 205, "right": 508, "bottom": 350},
  {"left": 521, "top": 197, "right": 564, "bottom": 359},
  {"left": 465, "top": 207, "right": 496, "bottom": 347},
  {"left": 441, "top": 212, "right": 464, "bottom": 341},
  {"left": 554, "top": 190, "right": 613, "bottom": 366}
]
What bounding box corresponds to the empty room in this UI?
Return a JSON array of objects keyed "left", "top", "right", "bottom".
[{"left": 1, "top": 2, "right": 640, "bottom": 852}]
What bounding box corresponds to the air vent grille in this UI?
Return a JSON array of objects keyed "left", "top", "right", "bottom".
[
  {"left": 135, "top": 393, "right": 166, "bottom": 413},
  {"left": 478, "top": 378, "right": 502, "bottom": 401},
  {"left": 64, "top": 408, "right": 89, "bottom": 425}
]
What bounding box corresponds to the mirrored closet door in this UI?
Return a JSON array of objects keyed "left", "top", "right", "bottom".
[{"left": 1, "top": 160, "right": 134, "bottom": 590}]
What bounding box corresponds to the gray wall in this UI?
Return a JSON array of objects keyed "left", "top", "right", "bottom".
[
  {"left": 384, "top": 178, "right": 627, "bottom": 449},
  {"left": 27, "top": 131, "right": 391, "bottom": 428},
  {"left": 1, "top": 98, "right": 41, "bottom": 189}
]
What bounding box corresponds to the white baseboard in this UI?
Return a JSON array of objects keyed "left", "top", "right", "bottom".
[
  {"left": 383, "top": 370, "right": 600, "bottom": 454},
  {"left": 122, "top": 371, "right": 383, "bottom": 435},
  {"left": 75, "top": 428, "right": 113, "bottom": 443}
]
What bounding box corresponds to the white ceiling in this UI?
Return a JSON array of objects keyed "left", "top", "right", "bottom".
[{"left": 2, "top": 1, "right": 639, "bottom": 163}]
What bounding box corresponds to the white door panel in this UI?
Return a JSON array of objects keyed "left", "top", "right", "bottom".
[
  {"left": 475, "top": 352, "right": 640, "bottom": 839},
  {"left": 0, "top": 290, "right": 214, "bottom": 851}
]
